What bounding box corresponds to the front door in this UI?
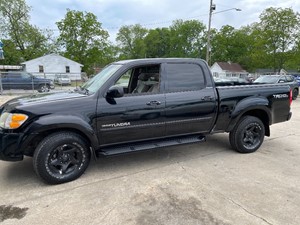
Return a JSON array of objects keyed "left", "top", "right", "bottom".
[
  {"left": 96, "top": 64, "right": 165, "bottom": 145},
  {"left": 8, "top": 72, "right": 33, "bottom": 90}
]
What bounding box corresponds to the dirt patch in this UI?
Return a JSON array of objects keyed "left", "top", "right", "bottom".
[
  {"left": 133, "top": 185, "right": 230, "bottom": 225},
  {"left": 0, "top": 205, "right": 29, "bottom": 222}
]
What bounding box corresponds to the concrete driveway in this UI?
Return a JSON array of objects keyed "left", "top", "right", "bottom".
[{"left": 0, "top": 97, "right": 299, "bottom": 225}]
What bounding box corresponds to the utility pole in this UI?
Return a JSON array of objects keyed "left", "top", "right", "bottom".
[
  {"left": 206, "top": 0, "right": 215, "bottom": 66},
  {"left": 205, "top": 2, "right": 241, "bottom": 66}
]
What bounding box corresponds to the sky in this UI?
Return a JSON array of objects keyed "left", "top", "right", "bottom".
[{"left": 26, "top": 0, "right": 300, "bottom": 42}]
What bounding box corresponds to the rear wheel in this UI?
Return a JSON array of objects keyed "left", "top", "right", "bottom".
[
  {"left": 229, "top": 116, "right": 265, "bottom": 153},
  {"left": 292, "top": 88, "right": 298, "bottom": 100},
  {"left": 33, "top": 132, "right": 91, "bottom": 184}
]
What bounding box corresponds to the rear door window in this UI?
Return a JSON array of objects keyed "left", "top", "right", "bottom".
[{"left": 165, "top": 63, "right": 205, "bottom": 92}]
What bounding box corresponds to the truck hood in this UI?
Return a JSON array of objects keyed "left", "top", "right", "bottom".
[{"left": 3, "top": 91, "right": 88, "bottom": 108}]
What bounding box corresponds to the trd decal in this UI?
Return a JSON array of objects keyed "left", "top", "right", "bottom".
[{"left": 273, "top": 94, "right": 288, "bottom": 99}]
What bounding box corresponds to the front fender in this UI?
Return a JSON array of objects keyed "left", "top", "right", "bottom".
[
  {"left": 22, "top": 114, "right": 99, "bottom": 149},
  {"left": 226, "top": 96, "right": 271, "bottom": 132}
]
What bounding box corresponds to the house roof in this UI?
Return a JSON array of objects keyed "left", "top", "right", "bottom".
[
  {"left": 21, "top": 53, "right": 83, "bottom": 66},
  {"left": 216, "top": 62, "right": 246, "bottom": 73}
]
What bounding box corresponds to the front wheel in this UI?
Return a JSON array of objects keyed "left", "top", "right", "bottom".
[
  {"left": 33, "top": 132, "right": 91, "bottom": 184},
  {"left": 229, "top": 116, "right": 265, "bottom": 153}
]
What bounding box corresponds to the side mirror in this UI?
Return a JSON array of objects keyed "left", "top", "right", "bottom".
[
  {"left": 279, "top": 80, "right": 285, "bottom": 83},
  {"left": 106, "top": 85, "right": 124, "bottom": 98}
]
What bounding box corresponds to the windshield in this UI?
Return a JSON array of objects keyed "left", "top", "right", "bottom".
[
  {"left": 81, "top": 64, "right": 122, "bottom": 94},
  {"left": 254, "top": 76, "right": 279, "bottom": 83}
]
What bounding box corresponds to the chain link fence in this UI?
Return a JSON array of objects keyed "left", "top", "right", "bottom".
[{"left": 0, "top": 71, "right": 86, "bottom": 95}]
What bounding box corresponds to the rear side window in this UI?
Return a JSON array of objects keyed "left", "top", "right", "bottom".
[
  {"left": 9, "top": 73, "right": 21, "bottom": 78},
  {"left": 286, "top": 75, "right": 294, "bottom": 82},
  {"left": 279, "top": 76, "right": 287, "bottom": 83},
  {"left": 166, "top": 63, "right": 205, "bottom": 92}
]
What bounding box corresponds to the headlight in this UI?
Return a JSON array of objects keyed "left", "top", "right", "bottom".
[{"left": 0, "top": 112, "right": 28, "bottom": 129}]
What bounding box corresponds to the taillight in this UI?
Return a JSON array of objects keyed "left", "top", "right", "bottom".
[{"left": 290, "top": 89, "right": 293, "bottom": 105}]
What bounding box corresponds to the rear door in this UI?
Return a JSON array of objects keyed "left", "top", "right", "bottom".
[{"left": 164, "top": 62, "right": 218, "bottom": 136}]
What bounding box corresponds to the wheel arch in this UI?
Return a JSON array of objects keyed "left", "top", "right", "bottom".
[
  {"left": 23, "top": 128, "right": 96, "bottom": 157},
  {"left": 227, "top": 105, "right": 271, "bottom": 137},
  {"left": 21, "top": 115, "right": 99, "bottom": 156}
]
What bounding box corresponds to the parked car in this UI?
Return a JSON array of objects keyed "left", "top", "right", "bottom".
[
  {"left": 292, "top": 75, "right": 300, "bottom": 86},
  {"left": 0, "top": 58, "right": 292, "bottom": 184},
  {"left": 0, "top": 72, "right": 54, "bottom": 92},
  {"left": 214, "top": 77, "right": 250, "bottom": 86},
  {"left": 54, "top": 74, "right": 71, "bottom": 85},
  {"left": 254, "top": 75, "right": 299, "bottom": 100}
]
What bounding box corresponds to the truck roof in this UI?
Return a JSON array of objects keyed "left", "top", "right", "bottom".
[{"left": 113, "top": 58, "right": 206, "bottom": 66}]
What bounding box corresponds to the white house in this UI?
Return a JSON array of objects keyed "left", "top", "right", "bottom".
[
  {"left": 21, "top": 53, "right": 83, "bottom": 81},
  {"left": 211, "top": 62, "right": 248, "bottom": 78}
]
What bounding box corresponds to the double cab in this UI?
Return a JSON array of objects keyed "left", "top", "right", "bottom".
[{"left": 0, "top": 58, "right": 292, "bottom": 184}]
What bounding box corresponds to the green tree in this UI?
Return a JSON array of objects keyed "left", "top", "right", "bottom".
[
  {"left": 211, "top": 25, "right": 236, "bottom": 62},
  {"left": 169, "top": 20, "right": 206, "bottom": 58},
  {"left": 210, "top": 25, "right": 265, "bottom": 72},
  {"left": 0, "top": 39, "right": 22, "bottom": 64},
  {"left": 144, "top": 28, "right": 171, "bottom": 58},
  {"left": 243, "top": 23, "right": 272, "bottom": 72},
  {"left": 56, "top": 9, "right": 110, "bottom": 74},
  {"left": 284, "top": 40, "right": 300, "bottom": 71},
  {"left": 116, "top": 24, "right": 148, "bottom": 59},
  {"left": 0, "top": 0, "right": 50, "bottom": 62},
  {"left": 258, "top": 7, "right": 300, "bottom": 71}
]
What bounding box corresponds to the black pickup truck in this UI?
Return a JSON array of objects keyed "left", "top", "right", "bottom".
[{"left": 0, "top": 58, "right": 292, "bottom": 184}]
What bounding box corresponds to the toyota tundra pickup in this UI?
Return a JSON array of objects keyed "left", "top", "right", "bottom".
[{"left": 0, "top": 58, "right": 292, "bottom": 184}]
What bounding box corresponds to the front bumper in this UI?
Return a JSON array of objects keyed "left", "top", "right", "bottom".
[{"left": 0, "top": 130, "right": 24, "bottom": 161}]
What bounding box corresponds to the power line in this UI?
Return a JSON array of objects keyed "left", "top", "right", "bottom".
[
  {"left": 39, "top": 8, "right": 237, "bottom": 32},
  {"left": 104, "top": 13, "right": 210, "bottom": 29},
  {"left": 39, "top": 13, "right": 210, "bottom": 32}
]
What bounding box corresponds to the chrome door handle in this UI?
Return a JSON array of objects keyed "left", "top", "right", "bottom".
[
  {"left": 146, "top": 101, "right": 161, "bottom": 106},
  {"left": 201, "top": 96, "right": 213, "bottom": 101}
]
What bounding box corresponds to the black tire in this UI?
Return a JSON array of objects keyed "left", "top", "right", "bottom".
[
  {"left": 292, "top": 88, "right": 298, "bottom": 100},
  {"left": 33, "top": 132, "right": 91, "bottom": 184},
  {"left": 38, "top": 84, "right": 50, "bottom": 93},
  {"left": 229, "top": 116, "right": 265, "bottom": 153}
]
